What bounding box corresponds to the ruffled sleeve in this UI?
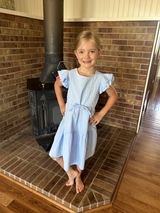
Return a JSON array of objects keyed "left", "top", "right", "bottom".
[
  {"left": 58, "top": 69, "right": 70, "bottom": 88},
  {"left": 99, "top": 74, "right": 114, "bottom": 94}
]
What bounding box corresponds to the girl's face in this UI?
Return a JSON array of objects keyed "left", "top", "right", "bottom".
[{"left": 74, "top": 39, "right": 101, "bottom": 69}]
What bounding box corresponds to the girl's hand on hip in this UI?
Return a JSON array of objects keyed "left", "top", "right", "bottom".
[{"left": 89, "top": 112, "right": 103, "bottom": 125}]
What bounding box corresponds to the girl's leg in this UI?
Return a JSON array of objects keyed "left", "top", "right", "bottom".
[
  {"left": 75, "top": 166, "right": 84, "bottom": 193},
  {"left": 53, "top": 157, "right": 78, "bottom": 186}
]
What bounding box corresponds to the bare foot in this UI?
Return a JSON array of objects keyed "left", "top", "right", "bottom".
[
  {"left": 75, "top": 176, "right": 84, "bottom": 193},
  {"left": 66, "top": 170, "right": 78, "bottom": 186}
]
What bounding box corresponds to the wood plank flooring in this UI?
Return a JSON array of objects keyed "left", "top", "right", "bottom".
[
  {"left": 0, "top": 78, "right": 160, "bottom": 213},
  {"left": 113, "top": 78, "right": 160, "bottom": 213}
]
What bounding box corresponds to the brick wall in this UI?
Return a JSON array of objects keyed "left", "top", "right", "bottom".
[
  {"left": 0, "top": 13, "right": 44, "bottom": 140},
  {"left": 0, "top": 12, "right": 157, "bottom": 140},
  {"left": 63, "top": 21, "right": 157, "bottom": 130}
]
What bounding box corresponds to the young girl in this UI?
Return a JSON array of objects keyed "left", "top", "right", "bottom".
[{"left": 49, "top": 30, "right": 117, "bottom": 194}]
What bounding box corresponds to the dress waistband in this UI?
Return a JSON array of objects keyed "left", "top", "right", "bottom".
[{"left": 69, "top": 104, "right": 91, "bottom": 116}]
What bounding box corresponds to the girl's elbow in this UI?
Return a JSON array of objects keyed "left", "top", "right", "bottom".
[{"left": 111, "top": 93, "right": 118, "bottom": 103}]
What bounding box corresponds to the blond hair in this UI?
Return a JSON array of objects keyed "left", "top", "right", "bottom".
[{"left": 74, "top": 30, "right": 101, "bottom": 50}]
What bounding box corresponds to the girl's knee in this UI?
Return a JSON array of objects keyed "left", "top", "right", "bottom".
[
  {"left": 52, "top": 157, "right": 61, "bottom": 161},
  {"left": 76, "top": 165, "right": 82, "bottom": 173},
  {"left": 52, "top": 157, "right": 57, "bottom": 161}
]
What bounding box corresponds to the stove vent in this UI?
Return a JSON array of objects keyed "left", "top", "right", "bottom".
[{"left": 40, "top": 0, "right": 66, "bottom": 83}]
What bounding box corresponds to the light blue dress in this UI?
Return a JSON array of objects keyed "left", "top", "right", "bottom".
[{"left": 49, "top": 68, "right": 114, "bottom": 171}]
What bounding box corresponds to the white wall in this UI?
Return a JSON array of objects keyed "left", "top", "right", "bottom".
[
  {"left": 1, "top": 0, "right": 160, "bottom": 21},
  {"left": 14, "top": 0, "right": 43, "bottom": 18},
  {"left": 64, "top": 0, "right": 160, "bottom": 21}
]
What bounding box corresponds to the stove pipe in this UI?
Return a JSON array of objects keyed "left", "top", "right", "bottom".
[{"left": 40, "top": 0, "right": 65, "bottom": 83}]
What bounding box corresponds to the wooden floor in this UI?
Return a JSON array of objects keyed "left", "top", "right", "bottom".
[{"left": 0, "top": 78, "right": 160, "bottom": 213}]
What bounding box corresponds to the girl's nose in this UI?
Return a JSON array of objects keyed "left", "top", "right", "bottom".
[{"left": 84, "top": 52, "right": 89, "bottom": 58}]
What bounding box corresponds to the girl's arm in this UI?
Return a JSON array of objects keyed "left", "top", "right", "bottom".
[
  {"left": 89, "top": 85, "right": 117, "bottom": 125},
  {"left": 54, "top": 78, "right": 66, "bottom": 115}
]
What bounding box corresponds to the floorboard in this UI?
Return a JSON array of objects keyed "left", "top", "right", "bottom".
[{"left": 113, "top": 78, "right": 160, "bottom": 213}]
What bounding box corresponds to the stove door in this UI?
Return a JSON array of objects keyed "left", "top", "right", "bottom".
[{"left": 48, "top": 100, "right": 63, "bottom": 133}]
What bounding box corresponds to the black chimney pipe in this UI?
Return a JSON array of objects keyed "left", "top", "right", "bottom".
[{"left": 40, "top": 0, "right": 65, "bottom": 83}]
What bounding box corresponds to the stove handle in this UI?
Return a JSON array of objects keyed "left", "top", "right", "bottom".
[{"left": 42, "top": 104, "right": 47, "bottom": 129}]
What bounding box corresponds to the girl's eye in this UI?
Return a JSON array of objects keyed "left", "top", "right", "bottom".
[
  {"left": 90, "top": 50, "right": 96, "bottom": 54},
  {"left": 78, "top": 51, "right": 84, "bottom": 54}
]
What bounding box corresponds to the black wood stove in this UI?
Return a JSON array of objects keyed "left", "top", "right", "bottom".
[
  {"left": 27, "top": 0, "right": 67, "bottom": 151},
  {"left": 27, "top": 78, "right": 67, "bottom": 151}
]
